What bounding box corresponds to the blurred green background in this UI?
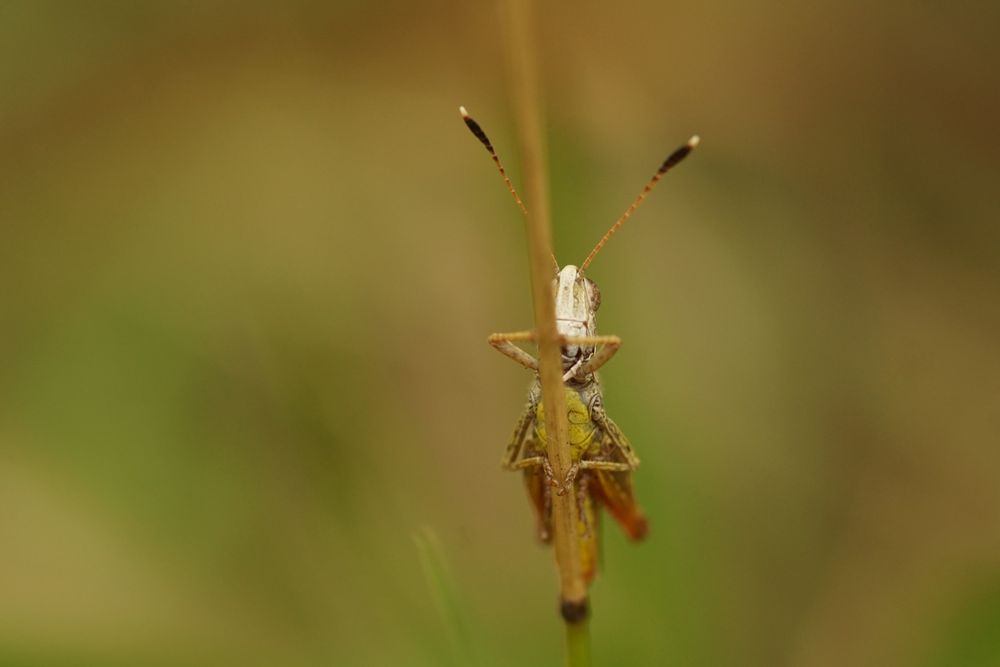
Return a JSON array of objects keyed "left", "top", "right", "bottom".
[{"left": 2, "top": 2, "right": 999, "bottom": 666}]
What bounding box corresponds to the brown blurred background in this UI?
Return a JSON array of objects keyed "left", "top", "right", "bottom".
[{"left": 1, "top": 2, "right": 998, "bottom": 666}]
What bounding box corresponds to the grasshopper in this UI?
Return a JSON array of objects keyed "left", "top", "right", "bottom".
[{"left": 461, "top": 106, "right": 697, "bottom": 583}]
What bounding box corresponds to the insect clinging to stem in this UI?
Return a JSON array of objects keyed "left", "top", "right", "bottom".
[{"left": 460, "top": 105, "right": 698, "bottom": 584}]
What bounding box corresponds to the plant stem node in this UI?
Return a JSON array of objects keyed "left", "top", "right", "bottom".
[{"left": 560, "top": 597, "right": 590, "bottom": 624}]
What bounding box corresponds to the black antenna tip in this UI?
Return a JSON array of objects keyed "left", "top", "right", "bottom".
[
  {"left": 658, "top": 135, "right": 700, "bottom": 174},
  {"left": 459, "top": 105, "right": 493, "bottom": 152}
]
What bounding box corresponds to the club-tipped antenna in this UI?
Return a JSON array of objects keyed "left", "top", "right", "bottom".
[
  {"left": 580, "top": 135, "right": 700, "bottom": 272},
  {"left": 460, "top": 106, "right": 558, "bottom": 271},
  {"left": 460, "top": 106, "right": 530, "bottom": 217}
]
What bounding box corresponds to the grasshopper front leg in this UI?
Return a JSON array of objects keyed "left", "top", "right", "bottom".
[
  {"left": 488, "top": 330, "right": 538, "bottom": 371},
  {"left": 559, "top": 334, "right": 622, "bottom": 380}
]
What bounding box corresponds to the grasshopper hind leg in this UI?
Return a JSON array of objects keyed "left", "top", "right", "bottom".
[
  {"left": 501, "top": 390, "right": 539, "bottom": 470},
  {"left": 501, "top": 386, "right": 552, "bottom": 542},
  {"left": 577, "top": 472, "right": 599, "bottom": 584},
  {"left": 523, "top": 461, "right": 552, "bottom": 543},
  {"left": 588, "top": 402, "right": 648, "bottom": 540},
  {"left": 592, "top": 467, "right": 648, "bottom": 541}
]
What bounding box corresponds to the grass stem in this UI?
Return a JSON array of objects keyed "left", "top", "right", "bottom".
[{"left": 501, "top": 0, "right": 593, "bottom": 664}]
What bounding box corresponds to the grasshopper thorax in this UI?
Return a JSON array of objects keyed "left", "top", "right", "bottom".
[{"left": 553, "top": 265, "right": 601, "bottom": 370}]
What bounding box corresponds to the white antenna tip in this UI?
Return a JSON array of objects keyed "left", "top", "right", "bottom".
[
  {"left": 688, "top": 135, "right": 701, "bottom": 148},
  {"left": 459, "top": 105, "right": 469, "bottom": 118}
]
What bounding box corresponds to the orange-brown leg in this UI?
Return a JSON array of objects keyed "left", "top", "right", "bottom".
[
  {"left": 576, "top": 474, "right": 600, "bottom": 585},
  {"left": 523, "top": 466, "right": 552, "bottom": 543},
  {"left": 592, "top": 468, "right": 648, "bottom": 541}
]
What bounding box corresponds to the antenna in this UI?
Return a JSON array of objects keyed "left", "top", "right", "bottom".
[
  {"left": 460, "top": 106, "right": 559, "bottom": 271},
  {"left": 580, "top": 135, "right": 699, "bottom": 272},
  {"left": 460, "top": 106, "right": 530, "bottom": 217}
]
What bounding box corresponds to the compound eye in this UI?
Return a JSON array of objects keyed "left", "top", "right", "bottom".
[{"left": 590, "top": 283, "right": 601, "bottom": 312}]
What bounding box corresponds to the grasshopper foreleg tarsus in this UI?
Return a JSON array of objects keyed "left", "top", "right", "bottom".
[
  {"left": 488, "top": 330, "right": 539, "bottom": 371},
  {"left": 579, "top": 335, "right": 621, "bottom": 376},
  {"left": 554, "top": 461, "right": 581, "bottom": 496},
  {"left": 539, "top": 456, "right": 568, "bottom": 498},
  {"left": 559, "top": 334, "right": 622, "bottom": 379},
  {"left": 541, "top": 457, "right": 558, "bottom": 486},
  {"left": 561, "top": 358, "right": 585, "bottom": 382}
]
